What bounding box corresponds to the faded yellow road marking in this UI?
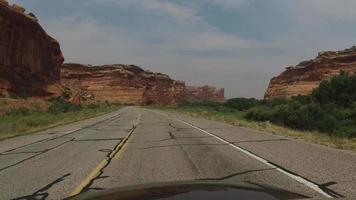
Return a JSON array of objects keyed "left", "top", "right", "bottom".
[
  {"left": 69, "top": 108, "right": 141, "bottom": 197},
  {"left": 69, "top": 160, "right": 107, "bottom": 196}
]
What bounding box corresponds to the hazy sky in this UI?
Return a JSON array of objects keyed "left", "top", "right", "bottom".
[{"left": 10, "top": 0, "right": 356, "bottom": 98}]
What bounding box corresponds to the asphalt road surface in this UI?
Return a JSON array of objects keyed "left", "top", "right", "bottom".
[{"left": 0, "top": 107, "right": 355, "bottom": 199}]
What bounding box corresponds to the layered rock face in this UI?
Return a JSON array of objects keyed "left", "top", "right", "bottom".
[
  {"left": 0, "top": 1, "right": 64, "bottom": 97},
  {"left": 265, "top": 47, "right": 356, "bottom": 99},
  {"left": 61, "top": 63, "right": 186, "bottom": 105},
  {"left": 185, "top": 85, "right": 225, "bottom": 103}
]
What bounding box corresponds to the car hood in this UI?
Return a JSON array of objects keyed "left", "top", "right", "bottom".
[{"left": 67, "top": 180, "right": 310, "bottom": 200}]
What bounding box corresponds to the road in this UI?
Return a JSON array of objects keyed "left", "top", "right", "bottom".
[{"left": 0, "top": 107, "right": 355, "bottom": 199}]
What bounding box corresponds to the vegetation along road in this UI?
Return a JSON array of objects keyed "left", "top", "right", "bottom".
[{"left": 0, "top": 107, "right": 355, "bottom": 199}]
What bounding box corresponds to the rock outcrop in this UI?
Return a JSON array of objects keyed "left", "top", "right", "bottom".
[
  {"left": 185, "top": 85, "right": 225, "bottom": 103},
  {"left": 265, "top": 46, "right": 356, "bottom": 99},
  {"left": 0, "top": 1, "right": 224, "bottom": 104},
  {"left": 0, "top": 1, "right": 64, "bottom": 97},
  {"left": 61, "top": 63, "right": 186, "bottom": 105}
]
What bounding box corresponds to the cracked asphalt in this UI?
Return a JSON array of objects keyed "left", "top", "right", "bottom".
[{"left": 0, "top": 107, "right": 355, "bottom": 199}]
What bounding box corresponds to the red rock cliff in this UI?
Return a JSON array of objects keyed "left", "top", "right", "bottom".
[
  {"left": 61, "top": 63, "right": 186, "bottom": 105},
  {"left": 0, "top": 1, "right": 64, "bottom": 97},
  {"left": 265, "top": 46, "right": 356, "bottom": 99},
  {"left": 185, "top": 85, "right": 225, "bottom": 103}
]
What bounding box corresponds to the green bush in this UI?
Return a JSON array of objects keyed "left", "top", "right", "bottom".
[
  {"left": 224, "top": 98, "right": 262, "bottom": 111},
  {"left": 176, "top": 73, "right": 356, "bottom": 138},
  {"left": 312, "top": 71, "right": 356, "bottom": 107},
  {"left": 246, "top": 73, "right": 356, "bottom": 137},
  {"left": 48, "top": 98, "right": 82, "bottom": 114},
  {"left": 245, "top": 106, "right": 272, "bottom": 121},
  {"left": 6, "top": 108, "right": 32, "bottom": 116}
]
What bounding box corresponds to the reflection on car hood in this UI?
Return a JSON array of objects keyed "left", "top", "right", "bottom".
[{"left": 67, "top": 180, "right": 309, "bottom": 200}]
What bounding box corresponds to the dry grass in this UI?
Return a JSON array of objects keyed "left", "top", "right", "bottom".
[
  {"left": 0, "top": 98, "right": 49, "bottom": 115},
  {"left": 0, "top": 102, "right": 121, "bottom": 140},
  {"left": 160, "top": 107, "right": 356, "bottom": 152}
]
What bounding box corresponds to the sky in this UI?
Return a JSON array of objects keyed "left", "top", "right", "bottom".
[{"left": 9, "top": 0, "right": 356, "bottom": 98}]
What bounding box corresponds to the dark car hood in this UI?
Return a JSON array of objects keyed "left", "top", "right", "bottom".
[{"left": 67, "top": 180, "right": 309, "bottom": 200}]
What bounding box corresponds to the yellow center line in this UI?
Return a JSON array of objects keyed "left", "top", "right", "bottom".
[{"left": 69, "top": 108, "right": 141, "bottom": 197}]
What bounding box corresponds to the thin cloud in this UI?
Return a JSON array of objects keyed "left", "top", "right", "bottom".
[{"left": 98, "top": 0, "right": 201, "bottom": 21}]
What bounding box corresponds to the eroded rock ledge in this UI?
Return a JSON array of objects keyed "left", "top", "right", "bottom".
[{"left": 265, "top": 46, "right": 356, "bottom": 99}]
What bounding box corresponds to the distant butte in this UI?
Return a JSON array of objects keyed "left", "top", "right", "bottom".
[
  {"left": 185, "top": 85, "right": 225, "bottom": 103},
  {"left": 61, "top": 64, "right": 226, "bottom": 105},
  {"left": 61, "top": 63, "right": 186, "bottom": 105},
  {"left": 265, "top": 46, "right": 356, "bottom": 99}
]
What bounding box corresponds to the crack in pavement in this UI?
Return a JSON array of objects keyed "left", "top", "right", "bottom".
[
  {"left": 73, "top": 138, "right": 124, "bottom": 142},
  {"left": 268, "top": 160, "right": 344, "bottom": 198},
  {"left": 140, "top": 143, "right": 228, "bottom": 150},
  {"left": 12, "top": 173, "right": 71, "bottom": 200},
  {"left": 233, "top": 139, "right": 288, "bottom": 144},
  {"left": 168, "top": 131, "right": 175, "bottom": 140},
  {"left": 0, "top": 114, "right": 126, "bottom": 172},
  {"left": 174, "top": 136, "right": 213, "bottom": 139},
  {"left": 168, "top": 123, "right": 192, "bottom": 132},
  {"left": 81, "top": 124, "right": 138, "bottom": 193},
  {"left": 1, "top": 113, "right": 122, "bottom": 154},
  {"left": 0, "top": 138, "right": 75, "bottom": 172},
  {"left": 197, "top": 168, "right": 276, "bottom": 181},
  {"left": 152, "top": 110, "right": 345, "bottom": 198},
  {"left": 0, "top": 136, "right": 126, "bottom": 172},
  {"left": 71, "top": 109, "right": 142, "bottom": 196}
]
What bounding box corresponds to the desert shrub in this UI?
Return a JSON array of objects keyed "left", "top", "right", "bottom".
[
  {"left": 315, "top": 114, "right": 338, "bottom": 133},
  {"left": 86, "top": 103, "right": 101, "bottom": 109},
  {"left": 6, "top": 108, "right": 32, "bottom": 117},
  {"left": 48, "top": 98, "right": 81, "bottom": 114},
  {"left": 284, "top": 105, "right": 314, "bottom": 130},
  {"left": 246, "top": 101, "right": 340, "bottom": 134},
  {"left": 8, "top": 93, "right": 27, "bottom": 100},
  {"left": 174, "top": 73, "right": 356, "bottom": 138},
  {"left": 312, "top": 71, "right": 356, "bottom": 107},
  {"left": 62, "top": 90, "right": 71, "bottom": 100},
  {"left": 186, "top": 101, "right": 221, "bottom": 107},
  {"left": 224, "top": 98, "right": 262, "bottom": 111},
  {"left": 245, "top": 106, "right": 273, "bottom": 121},
  {"left": 291, "top": 95, "right": 311, "bottom": 104}
]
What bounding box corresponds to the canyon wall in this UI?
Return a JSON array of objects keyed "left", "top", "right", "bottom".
[
  {"left": 61, "top": 63, "right": 186, "bottom": 105},
  {"left": 265, "top": 46, "right": 356, "bottom": 99},
  {"left": 185, "top": 85, "right": 225, "bottom": 103},
  {"left": 0, "top": 0, "right": 64, "bottom": 97},
  {"left": 0, "top": 1, "right": 223, "bottom": 105}
]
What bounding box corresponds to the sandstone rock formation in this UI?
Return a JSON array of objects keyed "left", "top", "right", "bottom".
[
  {"left": 61, "top": 63, "right": 186, "bottom": 105},
  {"left": 0, "top": 1, "right": 224, "bottom": 105},
  {"left": 185, "top": 85, "right": 225, "bottom": 103},
  {"left": 265, "top": 46, "right": 356, "bottom": 99},
  {"left": 0, "top": 1, "right": 64, "bottom": 97}
]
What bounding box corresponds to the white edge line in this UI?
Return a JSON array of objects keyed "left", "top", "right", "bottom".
[
  {"left": 65, "top": 128, "right": 82, "bottom": 134},
  {"left": 175, "top": 118, "right": 333, "bottom": 198}
]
